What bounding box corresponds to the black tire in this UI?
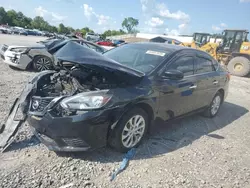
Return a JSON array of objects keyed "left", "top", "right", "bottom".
[
  {"left": 227, "top": 56, "right": 250, "bottom": 77},
  {"left": 86, "top": 36, "right": 91, "bottom": 41},
  {"left": 203, "top": 92, "right": 223, "bottom": 118},
  {"left": 33, "top": 56, "right": 53, "bottom": 72},
  {"left": 108, "top": 108, "right": 149, "bottom": 153}
]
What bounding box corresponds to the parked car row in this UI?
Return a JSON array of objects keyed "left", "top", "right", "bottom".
[
  {"left": 0, "top": 26, "right": 55, "bottom": 37},
  {"left": 84, "top": 32, "right": 126, "bottom": 47}
]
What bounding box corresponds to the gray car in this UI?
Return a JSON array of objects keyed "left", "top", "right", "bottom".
[{"left": 0, "top": 39, "right": 106, "bottom": 72}]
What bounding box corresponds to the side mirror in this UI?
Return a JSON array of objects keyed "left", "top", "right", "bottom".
[{"left": 162, "top": 70, "right": 184, "bottom": 80}]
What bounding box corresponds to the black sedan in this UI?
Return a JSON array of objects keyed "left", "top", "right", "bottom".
[{"left": 1, "top": 42, "right": 230, "bottom": 153}]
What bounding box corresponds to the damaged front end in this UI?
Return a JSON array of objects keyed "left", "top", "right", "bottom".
[
  {"left": 0, "top": 68, "right": 116, "bottom": 152},
  {"left": 0, "top": 41, "right": 144, "bottom": 152},
  {"left": 0, "top": 70, "right": 56, "bottom": 152}
]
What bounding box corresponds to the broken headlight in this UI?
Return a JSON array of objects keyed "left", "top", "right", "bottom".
[
  {"left": 10, "top": 47, "right": 29, "bottom": 53},
  {"left": 60, "top": 90, "right": 112, "bottom": 110}
]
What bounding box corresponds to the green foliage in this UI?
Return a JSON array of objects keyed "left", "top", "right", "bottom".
[
  {"left": 31, "top": 16, "right": 49, "bottom": 30},
  {"left": 0, "top": 6, "right": 137, "bottom": 37},
  {"left": 0, "top": 7, "right": 7, "bottom": 24},
  {"left": 122, "top": 17, "right": 139, "bottom": 33},
  {"left": 80, "top": 27, "right": 94, "bottom": 36},
  {"left": 0, "top": 6, "right": 77, "bottom": 33},
  {"left": 102, "top": 29, "right": 126, "bottom": 38}
]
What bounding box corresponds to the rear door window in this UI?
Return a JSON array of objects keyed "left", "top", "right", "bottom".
[{"left": 195, "top": 57, "right": 215, "bottom": 74}]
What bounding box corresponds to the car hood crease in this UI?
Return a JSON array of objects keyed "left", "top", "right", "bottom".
[{"left": 54, "top": 41, "right": 145, "bottom": 78}]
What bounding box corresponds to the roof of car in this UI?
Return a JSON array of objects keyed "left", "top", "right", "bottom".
[
  {"left": 127, "top": 42, "right": 188, "bottom": 51},
  {"left": 125, "top": 42, "right": 214, "bottom": 59}
]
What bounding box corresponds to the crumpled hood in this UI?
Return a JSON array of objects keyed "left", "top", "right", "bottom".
[{"left": 54, "top": 41, "right": 145, "bottom": 78}]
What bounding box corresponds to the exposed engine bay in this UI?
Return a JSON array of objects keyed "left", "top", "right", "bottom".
[{"left": 36, "top": 66, "right": 124, "bottom": 97}]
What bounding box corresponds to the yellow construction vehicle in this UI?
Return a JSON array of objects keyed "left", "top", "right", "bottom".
[
  {"left": 200, "top": 29, "right": 250, "bottom": 77},
  {"left": 184, "top": 32, "right": 212, "bottom": 48}
]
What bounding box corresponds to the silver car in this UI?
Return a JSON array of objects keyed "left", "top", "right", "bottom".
[
  {"left": 85, "top": 32, "right": 101, "bottom": 42},
  {"left": 0, "top": 39, "right": 106, "bottom": 72}
]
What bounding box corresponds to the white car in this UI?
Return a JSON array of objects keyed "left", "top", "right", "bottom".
[
  {"left": 0, "top": 39, "right": 106, "bottom": 72},
  {"left": 85, "top": 32, "right": 100, "bottom": 42},
  {"left": 0, "top": 40, "right": 59, "bottom": 71}
]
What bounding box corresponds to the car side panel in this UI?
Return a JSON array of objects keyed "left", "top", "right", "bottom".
[
  {"left": 154, "top": 76, "right": 200, "bottom": 120},
  {"left": 192, "top": 72, "right": 220, "bottom": 108}
]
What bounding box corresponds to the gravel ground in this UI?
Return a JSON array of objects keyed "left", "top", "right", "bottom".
[{"left": 1, "top": 34, "right": 250, "bottom": 188}]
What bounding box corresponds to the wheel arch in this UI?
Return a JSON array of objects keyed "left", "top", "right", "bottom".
[
  {"left": 108, "top": 100, "right": 156, "bottom": 132},
  {"left": 26, "top": 51, "right": 53, "bottom": 70},
  {"left": 30, "top": 54, "right": 53, "bottom": 70},
  {"left": 217, "top": 88, "right": 225, "bottom": 102}
]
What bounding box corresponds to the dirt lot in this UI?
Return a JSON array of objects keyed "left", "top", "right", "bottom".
[{"left": 0, "top": 34, "right": 250, "bottom": 188}]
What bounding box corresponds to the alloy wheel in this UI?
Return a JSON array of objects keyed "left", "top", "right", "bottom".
[
  {"left": 121, "top": 115, "right": 146, "bottom": 148},
  {"left": 211, "top": 95, "right": 221, "bottom": 115},
  {"left": 35, "top": 57, "right": 52, "bottom": 71}
]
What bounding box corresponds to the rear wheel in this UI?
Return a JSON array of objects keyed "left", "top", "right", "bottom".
[
  {"left": 203, "top": 92, "right": 222, "bottom": 118},
  {"left": 33, "top": 56, "right": 53, "bottom": 72},
  {"left": 108, "top": 108, "right": 149, "bottom": 152},
  {"left": 227, "top": 56, "right": 250, "bottom": 77}
]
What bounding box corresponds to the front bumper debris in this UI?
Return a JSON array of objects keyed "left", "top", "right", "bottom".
[
  {"left": 0, "top": 70, "right": 56, "bottom": 152},
  {"left": 0, "top": 94, "right": 28, "bottom": 152}
]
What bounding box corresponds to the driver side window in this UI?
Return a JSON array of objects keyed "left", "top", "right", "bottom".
[{"left": 167, "top": 56, "right": 195, "bottom": 76}]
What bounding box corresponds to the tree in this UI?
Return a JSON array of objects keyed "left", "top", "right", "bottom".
[
  {"left": 58, "top": 23, "right": 69, "bottom": 34},
  {"left": 49, "top": 26, "right": 58, "bottom": 33},
  {"left": 122, "top": 17, "right": 139, "bottom": 33},
  {"left": 67, "top": 26, "right": 75, "bottom": 33},
  {"left": 5, "top": 10, "right": 18, "bottom": 26},
  {"left": 80, "top": 27, "right": 94, "bottom": 36},
  {"left": 101, "top": 29, "right": 127, "bottom": 38},
  {"left": 14, "top": 12, "right": 32, "bottom": 28},
  {"left": 0, "top": 7, "right": 7, "bottom": 24},
  {"left": 31, "top": 16, "right": 47, "bottom": 30},
  {"left": 0, "top": 6, "right": 99, "bottom": 35},
  {"left": 119, "top": 29, "right": 126, "bottom": 34}
]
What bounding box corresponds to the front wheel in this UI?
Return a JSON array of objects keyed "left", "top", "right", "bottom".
[
  {"left": 203, "top": 92, "right": 222, "bottom": 118},
  {"left": 33, "top": 56, "right": 53, "bottom": 72},
  {"left": 108, "top": 108, "right": 149, "bottom": 152}
]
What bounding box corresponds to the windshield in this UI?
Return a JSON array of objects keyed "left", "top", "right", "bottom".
[{"left": 103, "top": 44, "right": 171, "bottom": 73}]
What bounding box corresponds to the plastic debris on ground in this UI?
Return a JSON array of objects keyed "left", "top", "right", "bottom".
[{"left": 110, "top": 148, "right": 136, "bottom": 181}]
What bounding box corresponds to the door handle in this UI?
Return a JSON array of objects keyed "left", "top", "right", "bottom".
[
  {"left": 213, "top": 80, "right": 219, "bottom": 85},
  {"left": 189, "top": 85, "right": 197, "bottom": 89}
]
